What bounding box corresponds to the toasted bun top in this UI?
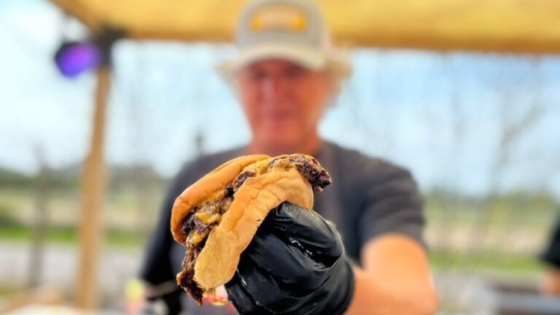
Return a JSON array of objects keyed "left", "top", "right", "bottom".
[
  {"left": 170, "top": 154, "right": 269, "bottom": 244},
  {"left": 194, "top": 167, "right": 314, "bottom": 289}
]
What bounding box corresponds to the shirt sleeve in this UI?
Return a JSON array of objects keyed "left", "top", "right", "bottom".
[
  {"left": 356, "top": 159, "right": 426, "bottom": 250},
  {"left": 541, "top": 214, "right": 560, "bottom": 267},
  {"left": 138, "top": 164, "right": 193, "bottom": 285}
]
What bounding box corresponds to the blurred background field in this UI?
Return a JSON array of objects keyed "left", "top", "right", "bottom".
[
  {"left": 1, "top": 145, "right": 558, "bottom": 313},
  {"left": 1, "top": 182, "right": 557, "bottom": 271},
  {"left": 2, "top": 0, "right": 560, "bottom": 314}
]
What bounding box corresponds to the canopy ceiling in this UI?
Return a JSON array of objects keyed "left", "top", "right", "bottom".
[{"left": 49, "top": 0, "right": 560, "bottom": 55}]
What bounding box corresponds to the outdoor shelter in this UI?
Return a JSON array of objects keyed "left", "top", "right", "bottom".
[
  {"left": 50, "top": 0, "right": 560, "bottom": 54},
  {"left": 46, "top": 0, "right": 560, "bottom": 310}
]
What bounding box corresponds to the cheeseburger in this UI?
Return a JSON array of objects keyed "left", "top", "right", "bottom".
[{"left": 170, "top": 154, "right": 331, "bottom": 304}]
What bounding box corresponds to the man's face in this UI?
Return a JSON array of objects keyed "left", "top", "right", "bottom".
[{"left": 236, "top": 59, "right": 333, "bottom": 150}]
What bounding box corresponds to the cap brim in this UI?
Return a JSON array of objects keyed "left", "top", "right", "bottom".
[{"left": 218, "top": 43, "right": 327, "bottom": 75}]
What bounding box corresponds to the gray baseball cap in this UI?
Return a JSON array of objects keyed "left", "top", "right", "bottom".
[{"left": 219, "top": 0, "right": 351, "bottom": 77}]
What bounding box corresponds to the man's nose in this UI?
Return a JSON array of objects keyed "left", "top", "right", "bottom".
[{"left": 261, "top": 76, "right": 286, "bottom": 101}]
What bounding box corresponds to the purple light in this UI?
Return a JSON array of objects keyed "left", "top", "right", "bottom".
[{"left": 54, "top": 42, "right": 102, "bottom": 77}]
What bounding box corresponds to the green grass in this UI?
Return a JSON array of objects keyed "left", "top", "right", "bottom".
[
  {"left": 0, "top": 226, "right": 30, "bottom": 240},
  {"left": 424, "top": 192, "right": 559, "bottom": 230},
  {"left": 0, "top": 226, "right": 148, "bottom": 249},
  {"left": 430, "top": 250, "right": 545, "bottom": 274},
  {"left": 1, "top": 187, "right": 557, "bottom": 273},
  {"left": 0, "top": 226, "right": 545, "bottom": 273},
  {"left": 0, "top": 284, "right": 19, "bottom": 297}
]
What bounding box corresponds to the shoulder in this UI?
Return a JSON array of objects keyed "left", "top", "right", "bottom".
[
  {"left": 171, "top": 146, "right": 246, "bottom": 192},
  {"left": 326, "top": 141, "right": 415, "bottom": 188}
]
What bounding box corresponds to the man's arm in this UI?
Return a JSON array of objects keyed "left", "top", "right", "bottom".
[
  {"left": 346, "top": 234, "right": 438, "bottom": 315},
  {"left": 342, "top": 155, "right": 437, "bottom": 315}
]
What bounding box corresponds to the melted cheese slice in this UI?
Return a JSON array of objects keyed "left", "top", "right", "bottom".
[{"left": 188, "top": 156, "right": 296, "bottom": 246}]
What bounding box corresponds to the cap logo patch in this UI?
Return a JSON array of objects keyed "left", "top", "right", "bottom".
[{"left": 250, "top": 6, "right": 307, "bottom": 32}]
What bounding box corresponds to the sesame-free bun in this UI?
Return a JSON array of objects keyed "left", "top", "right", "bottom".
[
  {"left": 194, "top": 167, "right": 314, "bottom": 289},
  {"left": 171, "top": 154, "right": 318, "bottom": 294},
  {"left": 170, "top": 155, "right": 269, "bottom": 244}
]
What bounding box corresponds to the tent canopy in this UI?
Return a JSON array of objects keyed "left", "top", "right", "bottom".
[{"left": 50, "top": 0, "right": 560, "bottom": 55}]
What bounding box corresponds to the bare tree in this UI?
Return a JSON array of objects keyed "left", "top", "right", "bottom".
[{"left": 465, "top": 56, "right": 546, "bottom": 259}]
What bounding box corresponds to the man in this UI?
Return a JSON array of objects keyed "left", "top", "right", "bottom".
[{"left": 132, "top": 0, "right": 438, "bottom": 314}]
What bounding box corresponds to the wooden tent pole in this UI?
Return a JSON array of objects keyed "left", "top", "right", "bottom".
[{"left": 75, "top": 65, "right": 111, "bottom": 309}]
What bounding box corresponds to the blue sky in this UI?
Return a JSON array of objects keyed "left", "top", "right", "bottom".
[{"left": 1, "top": 0, "right": 559, "bottom": 198}]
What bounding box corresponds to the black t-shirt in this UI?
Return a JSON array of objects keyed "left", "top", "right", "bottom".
[
  {"left": 542, "top": 214, "right": 560, "bottom": 267},
  {"left": 139, "top": 141, "right": 425, "bottom": 315}
]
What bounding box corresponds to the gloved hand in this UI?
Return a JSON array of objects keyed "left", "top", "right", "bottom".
[{"left": 225, "top": 202, "right": 355, "bottom": 315}]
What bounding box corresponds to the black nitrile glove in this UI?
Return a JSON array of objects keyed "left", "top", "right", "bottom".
[{"left": 225, "top": 202, "right": 355, "bottom": 315}]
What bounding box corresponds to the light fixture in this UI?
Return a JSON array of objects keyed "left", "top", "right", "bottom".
[{"left": 54, "top": 41, "right": 102, "bottom": 78}]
